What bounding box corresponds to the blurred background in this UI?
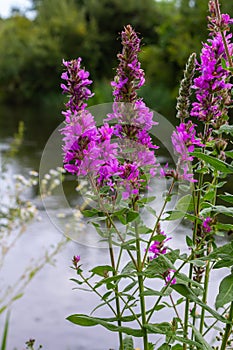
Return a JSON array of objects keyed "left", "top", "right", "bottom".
[
  {"left": 0, "top": 1, "right": 233, "bottom": 349},
  {"left": 0, "top": 0, "right": 232, "bottom": 115}
]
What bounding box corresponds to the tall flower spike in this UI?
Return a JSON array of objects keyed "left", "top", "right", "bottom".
[
  {"left": 61, "top": 58, "right": 94, "bottom": 120},
  {"left": 191, "top": 7, "right": 233, "bottom": 124},
  {"left": 111, "top": 25, "right": 145, "bottom": 102},
  {"left": 176, "top": 53, "right": 196, "bottom": 122}
]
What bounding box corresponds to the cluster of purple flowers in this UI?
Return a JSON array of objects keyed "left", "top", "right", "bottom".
[
  {"left": 160, "top": 121, "right": 203, "bottom": 183},
  {"left": 61, "top": 25, "right": 159, "bottom": 200},
  {"left": 148, "top": 230, "right": 176, "bottom": 285},
  {"left": 148, "top": 231, "right": 171, "bottom": 259},
  {"left": 171, "top": 121, "right": 203, "bottom": 162},
  {"left": 191, "top": 17, "right": 233, "bottom": 123},
  {"left": 111, "top": 25, "right": 145, "bottom": 103},
  {"left": 202, "top": 217, "right": 213, "bottom": 233},
  {"left": 61, "top": 58, "right": 94, "bottom": 117}
]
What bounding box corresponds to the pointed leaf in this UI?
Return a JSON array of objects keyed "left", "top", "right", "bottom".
[
  {"left": 67, "top": 314, "right": 143, "bottom": 337},
  {"left": 158, "top": 344, "right": 171, "bottom": 350},
  {"left": 218, "top": 194, "right": 233, "bottom": 204},
  {"left": 190, "top": 325, "right": 213, "bottom": 350},
  {"left": 126, "top": 210, "right": 139, "bottom": 223},
  {"left": 171, "top": 284, "right": 228, "bottom": 323},
  {"left": 90, "top": 265, "right": 114, "bottom": 277},
  {"left": 216, "top": 274, "right": 233, "bottom": 309},
  {"left": 191, "top": 151, "right": 233, "bottom": 173}
]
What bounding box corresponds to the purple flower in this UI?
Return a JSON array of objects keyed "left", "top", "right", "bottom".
[
  {"left": 191, "top": 32, "right": 233, "bottom": 122},
  {"left": 60, "top": 27, "right": 160, "bottom": 202},
  {"left": 111, "top": 25, "right": 145, "bottom": 103},
  {"left": 72, "top": 255, "right": 80, "bottom": 268},
  {"left": 171, "top": 121, "right": 203, "bottom": 162},
  {"left": 203, "top": 217, "right": 212, "bottom": 233},
  {"left": 61, "top": 58, "right": 94, "bottom": 115},
  {"left": 163, "top": 269, "right": 176, "bottom": 286},
  {"left": 149, "top": 231, "right": 171, "bottom": 260}
]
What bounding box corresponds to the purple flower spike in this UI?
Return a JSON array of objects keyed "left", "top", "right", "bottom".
[
  {"left": 191, "top": 33, "right": 233, "bottom": 123},
  {"left": 61, "top": 58, "right": 94, "bottom": 115},
  {"left": 111, "top": 25, "right": 145, "bottom": 102}
]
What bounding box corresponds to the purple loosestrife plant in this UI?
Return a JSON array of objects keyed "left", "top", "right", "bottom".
[{"left": 62, "top": 3, "right": 233, "bottom": 350}]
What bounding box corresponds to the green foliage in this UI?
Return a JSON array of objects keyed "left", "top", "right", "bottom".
[
  {"left": 215, "top": 274, "right": 233, "bottom": 309},
  {"left": 0, "top": 0, "right": 232, "bottom": 110},
  {"left": 67, "top": 314, "right": 144, "bottom": 337}
]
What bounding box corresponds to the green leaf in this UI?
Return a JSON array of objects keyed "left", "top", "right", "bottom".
[
  {"left": 145, "top": 322, "right": 173, "bottom": 335},
  {"left": 123, "top": 336, "right": 134, "bottom": 350},
  {"left": 151, "top": 234, "right": 167, "bottom": 242},
  {"left": 216, "top": 274, "right": 233, "bottom": 309},
  {"left": 200, "top": 205, "right": 233, "bottom": 217},
  {"left": 190, "top": 325, "right": 213, "bottom": 350},
  {"left": 158, "top": 344, "right": 171, "bottom": 350},
  {"left": 175, "top": 194, "right": 194, "bottom": 212},
  {"left": 67, "top": 314, "right": 143, "bottom": 337},
  {"left": 186, "top": 235, "right": 193, "bottom": 247},
  {"left": 82, "top": 208, "right": 99, "bottom": 217},
  {"left": 225, "top": 150, "right": 233, "bottom": 159},
  {"left": 145, "top": 254, "right": 175, "bottom": 277},
  {"left": 121, "top": 261, "right": 136, "bottom": 275},
  {"left": 123, "top": 281, "right": 137, "bottom": 293},
  {"left": 191, "top": 151, "right": 233, "bottom": 174},
  {"left": 1, "top": 311, "right": 10, "bottom": 350},
  {"left": 171, "top": 284, "right": 228, "bottom": 323},
  {"left": 218, "top": 193, "right": 233, "bottom": 204},
  {"left": 138, "top": 196, "right": 156, "bottom": 204},
  {"left": 137, "top": 225, "right": 153, "bottom": 234},
  {"left": 148, "top": 343, "right": 155, "bottom": 350},
  {"left": 90, "top": 265, "right": 113, "bottom": 277},
  {"left": 221, "top": 58, "right": 227, "bottom": 69},
  {"left": 214, "top": 124, "right": 233, "bottom": 136},
  {"left": 176, "top": 273, "right": 204, "bottom": 289},
  {"left": 94, "top": 274, "right": 133, "bottom": 289},
  {"left": 213, "top": 259, "right": 233, "bottom": 269},
  {"left": 215, "top": 223, "right": 233, "bottom": 232},
  {"left": 212, "top": 205, "right": 233, "bottom": 217},
  {"left": 206, "top": 242, "right": 233, "bottom": 260},
  {"left": 126, "top": 210, "right": 139, "bottom": 223},
  {"left": 142, "top": 287, "right": 172, "bottom": 297},
  {"left": 165, "top": 210, "right": 185, "bottom": 221},
  {"left": 172, "top": 345, "right": 183, "bottom": 350}
]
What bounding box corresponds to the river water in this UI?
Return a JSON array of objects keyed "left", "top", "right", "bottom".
[{"left": 0, "top": 104, "right": 231, "bottom": 350}]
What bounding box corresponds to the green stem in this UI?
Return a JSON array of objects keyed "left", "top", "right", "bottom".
[
  {"left": 142, "top": 179, "right": 175, "bottom": 268},
  {"left": 220, "top": 302, "right": 233, "bottom": 350},
  {"left": 117, "top": 292, "right": 142, "bottom": 327},
  {"left": 134, "top": 201, "right": 148, "bottom": 350},
  {"left": 79, "top": 272, "right": 117, "bottom": 316},
  {"left": 203, "top": 306, "right": 230, "bottom": 337},
  {"left": 107, "top": 221, "right": 123, "bottom": 350},
  {"left": 169, "top": 294, "right": 184, "bottom": 330},
  {"left": 213, "top": 0, "right": 233, "bottom": 68},
  {"left": 199, "top": 173, "right": 218, "bottom": 335},
  {"left": 220, "top": 30, "right": 233, "bottom": 68},
  {"left": 105, "top": 212, "right": 137, "bottom": 268},
  {"left": 147, "top": 259, "right": 189, "bottom": 323},
  {"left": 199, "top": 249, "right": 212, "bottom": 334}
]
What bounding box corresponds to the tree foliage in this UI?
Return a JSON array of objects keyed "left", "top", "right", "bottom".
[{"left": 0, "top": 0, "right": 232, "bottom": 114}]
